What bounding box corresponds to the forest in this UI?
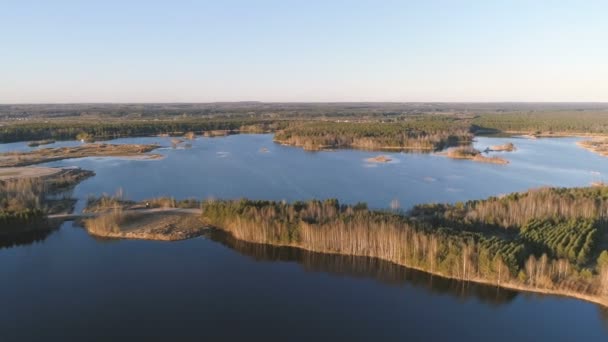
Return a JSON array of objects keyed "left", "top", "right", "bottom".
[
  {"left": 472, "top": 111, "right": 608, "bottom": 135},
  {"left": 200, "top": 188, "right": 608, "bottom": 304},
  {"left": 3, "top": 104, "right": 608, "bottom": 147},
  {"left": 274, "top": 116, "right": 472, "bottom": 151},
  {"left": 0, "top": 118, "right": 283, "bottom": 143}
]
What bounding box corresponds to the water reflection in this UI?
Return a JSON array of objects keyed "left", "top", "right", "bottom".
[
  {"left": 206, "top": 230, "right": 518, "bottom": 306},
  {"left": 0, "top": 229, "right": 55, "bottom": 249}
]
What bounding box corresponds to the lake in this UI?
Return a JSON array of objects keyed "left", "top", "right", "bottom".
[{"left": 1, "top": 134, "right": 608, "bottom": 341}]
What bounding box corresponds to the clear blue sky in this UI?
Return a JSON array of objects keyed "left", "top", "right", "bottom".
[{"left": 1, "top": 0, "right": 606, "bottom": 103}]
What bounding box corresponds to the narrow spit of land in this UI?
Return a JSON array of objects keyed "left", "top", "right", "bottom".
[
  {"left": 578, "top": 139, "right": 608, "bottom": 157},
  {"left": 70, "top": 196, "right": 207, "bottom": 241},
  {"left": 0, "top": 166, "right": 62, "bottom": 180},
  {"left": 0, "top": 143, "right": 162, "bottom": 167},
  {"left": 54, "top": 207, "right": 206, "bottom": 241}
]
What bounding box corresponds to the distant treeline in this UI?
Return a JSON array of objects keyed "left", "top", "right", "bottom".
[
  {"left": 6, "top": 102, "right": 604, "bottom": 120},
  {"left": 274, "top": 116, "right": 472, "bottom": 151},
  {"left": 0, "top": 119, "right": 284, "bottom": 143},
  {"left": 5, "top": 109, "right": 608, "bottom": 145},
  {"left": 200, "top": 188, "right": 608, "bottom": 303},
  {"left": 472, "top": 111, "right": 608, "bottom": 135}
]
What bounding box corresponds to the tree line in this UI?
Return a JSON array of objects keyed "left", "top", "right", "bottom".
[
  {"left": 274, "top": 116, "right": 473, "bottom": 151},
  {"left": 0, "top": 119, "right": 284, "bottom": 143},
  {"left": 472, "top": 111, "right": 608, "bottom": 135},
  {"left": 200, "top": 190, "right": 608, "bottom": 302}
]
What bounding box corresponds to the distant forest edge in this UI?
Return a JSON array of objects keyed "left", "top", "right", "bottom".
[
  {"left": 199, "top": 186, "right": 608, "bottom": 306},
  {"left": 2, "top": 103, "right": 608, "bottom": 144},
  {"left": 0, "top": 119, "right": 285, "bottom": 143}
]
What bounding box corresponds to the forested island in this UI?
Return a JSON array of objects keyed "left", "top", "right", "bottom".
[
  {"left": 445, "top": 147, "right": 509, "bottom": 164},
  {"left": 273, "top": 117, "right": 472, "bottom": 151},
  {"left": 199, "top": 188, "right": 608, "bottom": 306},
  {"left": 69, "top": 186, "right": 608, "bottom": 307}
]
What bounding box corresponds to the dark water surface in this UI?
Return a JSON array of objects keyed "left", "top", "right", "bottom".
[{"left": 2, "top": 134, "right": 608, "bottom": 341}]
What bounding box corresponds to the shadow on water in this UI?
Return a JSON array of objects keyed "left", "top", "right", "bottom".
[
  {"left": 206, "top": 229, "right": 519, "bottom": 307},
  {"left": 0, "top": 229, "right": 55, "bottom": 249}
]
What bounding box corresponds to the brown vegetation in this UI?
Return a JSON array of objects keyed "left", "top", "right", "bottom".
[
  {"left": 365, "top": 155, "right": 392, "bottom": 163},
  {"left": 83, "top": 208, "right": 206, "bottom": 241},
  {"left": 200, "top": 192, "right": 608, "bottom": 307},
  {"left": 446, "top": 147, "right": 509, "bottom": 164},
  {"left": 488, "top": 142, "right": 516, "bottom": 152},
  {"left": 578, "top": 139, "right": 608, "bottom": 157},
  {"left": 1, "top": 168, "right": 94, "bottom": 232},
  {"left": 0, "top": 143, "right": 161, "bottom": 167},
  {"left": 203, "top": 130, "right": 231, "bottom": 137},
  {"left": 274, "top": 118, "right": 472, "bottom": 151}
]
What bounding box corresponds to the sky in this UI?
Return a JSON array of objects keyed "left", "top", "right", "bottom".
[{"left": 1, "top": 0, "right": 607, "bottom": 103}]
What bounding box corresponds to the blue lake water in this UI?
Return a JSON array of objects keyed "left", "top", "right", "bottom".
[{"left": 1, "top": 134, "right": 608, "bottom": 341}]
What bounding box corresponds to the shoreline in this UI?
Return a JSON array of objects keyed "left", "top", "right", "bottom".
[
  {"left": 576, "top": 139, "right": 608, "bottom": 157},
  {"left": 0, "top": 166, "right": 63, "bottom": 180},
  {"left": 273, "top": 139, "right": 441, "bottom": 152},
  {"left": 204, "top": 228, "right": 608, "bottom": 308},
  {"left": 68, "top": 204, "right": 608, "bottom": 308},
  {"left": 0, "top": 143, "right": 162, "bottom": 167}
]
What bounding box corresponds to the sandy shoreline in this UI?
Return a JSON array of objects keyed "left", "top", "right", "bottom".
[
  {"left": 577, "top": 139, "right": 608, "bottom": 157},
  {"left": 0, "top": 166, "right": 63, "bottom": 180}
]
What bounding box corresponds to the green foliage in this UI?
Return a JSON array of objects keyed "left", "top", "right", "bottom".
[
  {"left": 520, "top": 218, "right": 598, "bottom": 266},
  {"left": 472, "top": 111, "right": 608, "bottom": 134},
  {"left": 201, "top": 186, "right": 608, "bottom": 297},
  {"left": 0, "top": 119, "right": 283, "bottom": 143},
  {"left": 274, "top": 117, "right": 472, "bottom": 151}
]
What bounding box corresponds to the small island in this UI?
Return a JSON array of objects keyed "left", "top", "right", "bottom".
[
  {"left": 273, "top": 119, "right": 472, "bottom": 152},
  {"left": 27, "top": 139, "right": 55, "bottom": 147},
  {"left": 365, "top": 155, "right": 392, "bottom": 163},
  {"left": 487, "top": 142, "right": 516, "bottom": 152},
  {"left": 445, "top": 147, "right": 509, "bottom": 164}
]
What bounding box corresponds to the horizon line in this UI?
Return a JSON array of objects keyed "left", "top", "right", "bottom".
[{"left": 2, "top": 101, "right": 608, "bottom": 105}]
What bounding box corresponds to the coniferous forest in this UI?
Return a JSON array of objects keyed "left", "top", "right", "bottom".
[{"left": 201, "top": 188, "right": 608, "bottom": 304}]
